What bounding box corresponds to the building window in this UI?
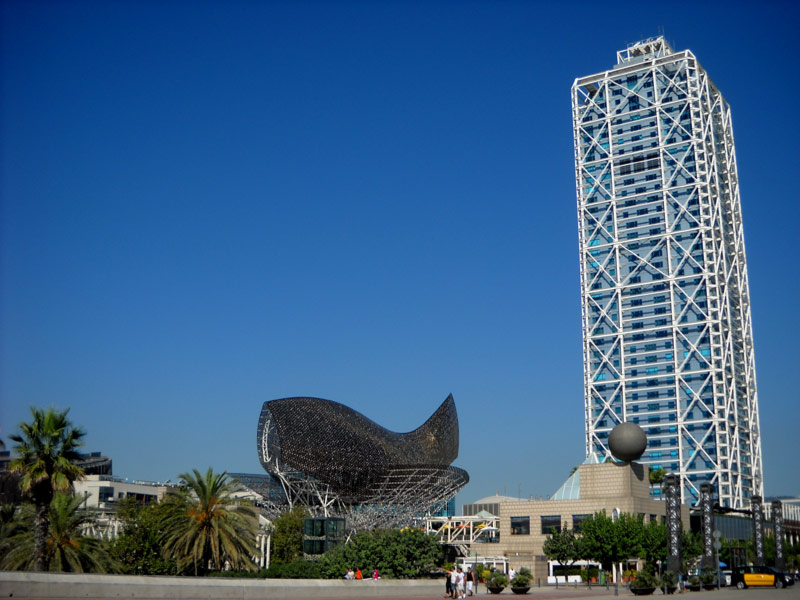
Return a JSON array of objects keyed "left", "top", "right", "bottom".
[
  {"left": 511, "top": 516, "right": 530, "bottom": 535},
  {"left": 541, "top": 515, "right": 561, "bottom": 534},
  {"left": 572, "top": 514, "right": 591, "bottom": 533},
  {"left": 98, "top": 486, "right": 114, "bottom": 503}
]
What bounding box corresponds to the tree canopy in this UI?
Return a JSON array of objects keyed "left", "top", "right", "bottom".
[
  {"left": 542, "top": 527, "right": 582, "bottom": 570},
  {"left": 0, "top": 492, "right": 116, "bottom": 572},
  {"left": 575, "top": 511, "right": 643, "bottom": 573},
  {"left": 271, "top": 506, "right": 308, "bottom": 564},
  {"left": 109, "top": 497, "right": 181, "bottom": 575},
  {"left": 639, "top": 519, "right": 667, "bottom": 568},
  {"left": 318, "top": 527, "right": 441, "bottom": 579},
  {"left": 9, "top": 406, "right": 86, "bottom": 571},
  {"left": 159, "top": 468, "right": 259, "bottom": 575}
]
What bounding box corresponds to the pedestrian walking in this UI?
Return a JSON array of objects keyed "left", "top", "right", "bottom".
[{"left": 456, "top": 568, "right": 466, "bottom": 599}]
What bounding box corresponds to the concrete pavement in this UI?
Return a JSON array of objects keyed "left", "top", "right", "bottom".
[{"left": 1, "top": 571, "right": 798, "bottom": 600}]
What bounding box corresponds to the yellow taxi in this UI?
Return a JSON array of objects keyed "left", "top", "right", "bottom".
[{"left": 731, "top": 565, "right": 793, "bottom": 589}]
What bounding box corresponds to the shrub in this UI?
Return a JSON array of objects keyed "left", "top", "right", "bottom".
[
  {"left": 317, "top": 528, "right": 440, "bottom": 579},
  {"left": 512, "top": 567, "right": 532, "bottom": 588},
  {"left": 473, "top": 563, "right": 487, "bottom": 582},
  {"left": 659, "top": 570, "right": 677, "bottom": 587},
  {"left": 264, "top": 560, "right": 322, "bottom": 579},
  {"left": 699, "top": 571, "right": 716, "bottom": 585},
  {"left": 485, "top": 570, "right": 508, "bottom": 588},
  {"left": 630, "top": 571, "right": 658, "bottom": 589},
  {"left": 208, "top": 569, "right": 268, "bottom": 578}
]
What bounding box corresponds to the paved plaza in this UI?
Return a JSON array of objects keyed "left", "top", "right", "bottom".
[
  {"left": 2, "top": 573, "right": 799, "bottom": 600},
  {"left": 296, "top": 584, "right": 800, "bottom": 600}
]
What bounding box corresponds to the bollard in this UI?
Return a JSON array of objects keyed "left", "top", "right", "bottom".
[
  {"left": 556, "top": 576, "right": 559, "bottom": 589},
  {"left": 615, "top": 581, "right": 619, "bottom": 596},
  {"left": 537, "top": 577, "right": 541, "bottom": 588}
]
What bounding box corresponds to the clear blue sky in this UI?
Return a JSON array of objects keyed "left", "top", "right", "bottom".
[{"left": 2, "top": 0, "right": 798, "bottom": 507}]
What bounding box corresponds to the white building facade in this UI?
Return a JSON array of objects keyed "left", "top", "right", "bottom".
[{"left": 572, "top": 37, "right": 762, "bottom": 509}]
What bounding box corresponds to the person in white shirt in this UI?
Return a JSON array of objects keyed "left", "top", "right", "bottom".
[
  {"left": 509, "top": 566, "right": 517, "bottom": 583},
  {"left": 456, "top": 568, "right": 466, "bottom": 599}
]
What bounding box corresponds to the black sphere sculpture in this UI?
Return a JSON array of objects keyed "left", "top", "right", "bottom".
[{"left": 608, "top": 422, "right": 647, "bottom": 462}]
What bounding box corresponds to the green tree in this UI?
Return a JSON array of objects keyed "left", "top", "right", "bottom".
[
  {"left": 578, "top": 511, "right": 615, "bottom": 572},
  {"left": 578, "top": 511, "right": 643, "bottom": 579},
  {"left": 271, "top": 506, "right": 308, "bottom": 564},
  {"left": 0, "top": 503, "right": 25, "bottom": 565},
  {"left": 0, "top": 493, "right": 116, "bottom": 572},
  {"left": 110, "top": 497, "right": 180, "bottom": 575},
  {"left": 680, "top": 529, "right": 703, "bottom": 564},
  {"left": 648, "top": 467, "right": 666, "bottom": 498},
  {"left": 543, "top": 527, "right": 582, "bottom": 573},
  {"left": 743, "top": 531, "right": 776, "bottom": 565},
  {"left": 160, "top": 468, "right": 259, "bottom": 575},
  {"left": 318, "top": 527, "right": 441, "bottom": 578},
  {"left": 9, "top": 406, "right": 86, "bottom": 571},
  {"left": 615, "top": 513, "right": 645, "bottom": 573},
  {"left": 639, "top": 519, "right": 667, "bottom": 570}
]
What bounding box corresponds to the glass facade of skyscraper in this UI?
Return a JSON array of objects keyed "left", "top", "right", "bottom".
[{"left": 572, "top": 37, "right": 762, "bottom": 508}]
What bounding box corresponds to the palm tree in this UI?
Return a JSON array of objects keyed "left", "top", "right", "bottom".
[
  {"left": 9, "top": 406, "right": 86, "bottom": 571},
  {"left": 160, "top": 468, "right": 259, "bottom": 575},
  {"left": 0, "top": 492, "right": 116, "bottom": 572}
]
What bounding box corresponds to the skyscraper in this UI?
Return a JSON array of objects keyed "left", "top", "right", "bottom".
[{"left": 572, "top": 37, "right": 762, "bottom": 508}]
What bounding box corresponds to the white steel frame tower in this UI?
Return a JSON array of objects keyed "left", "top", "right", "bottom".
[{"left": 571, "top": 37, "right": 762, "bottom": 508}]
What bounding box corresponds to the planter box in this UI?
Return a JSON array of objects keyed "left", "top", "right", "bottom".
[
  {"left": 511, "top": 586, "right": 531, "bottom": 594},
  {"left": 631, "top": 586, "right": 656, "bottom": 595}
]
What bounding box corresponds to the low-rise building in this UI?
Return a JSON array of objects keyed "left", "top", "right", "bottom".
[
  {"left": 73, "top": 474, "right": 173, "bottom": 509},
  {"left": 463, "top": 460, "right": 690, "bottom": 581}
]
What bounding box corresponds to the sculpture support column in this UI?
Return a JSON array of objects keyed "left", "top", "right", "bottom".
[
  {"left": 773, "top": 500, "right": 785, "bottom": 571},
  {"left": 751, "top": 496, "right": 765, "bottom": 567},
  {"left": 664, "top": 474, "right": 682, "bottom": 574},
  {"left": 700, "top": 483, "right": 715, "bottom": 570}
]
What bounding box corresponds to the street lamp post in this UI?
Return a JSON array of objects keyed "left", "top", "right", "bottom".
[{"left": 657, "top": 560, "right": 663, "bottom": 594}]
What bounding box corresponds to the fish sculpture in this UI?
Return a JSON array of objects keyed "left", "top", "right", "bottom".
[{"left": 257, "top": 394, "right": 465, "bottom": 502}]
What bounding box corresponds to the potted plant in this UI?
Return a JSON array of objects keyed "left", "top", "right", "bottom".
[
  {"left": 700, "top": 570, "right": 717, "bottom": 590},
  {"left": 630, "top": 571, "right": 658, "bottom": 596},
  {"left": 624, "top": 569, "right": 634, "bottom": 583},
  {"left": 660, "top": 570, "right": 678, "bottom": 594},
  {"left": 511, "top": 567, "right": 532, "bottom": 595},
  {"left": 685, "top": 575, "right": 702, "bottom": 591},
  {"left": 485, "top": 570, "right": 508, "bottom": 595},
  {"left": 473, "top": 563, "right": 487, "bottom": 584}
]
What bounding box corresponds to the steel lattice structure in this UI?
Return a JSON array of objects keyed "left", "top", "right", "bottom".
[
  {"left": 572, "top": 37, "right": 762, "bottom": 508},
  {"left": 238, "top": 395, "right": 468, "bottom": 531}
]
